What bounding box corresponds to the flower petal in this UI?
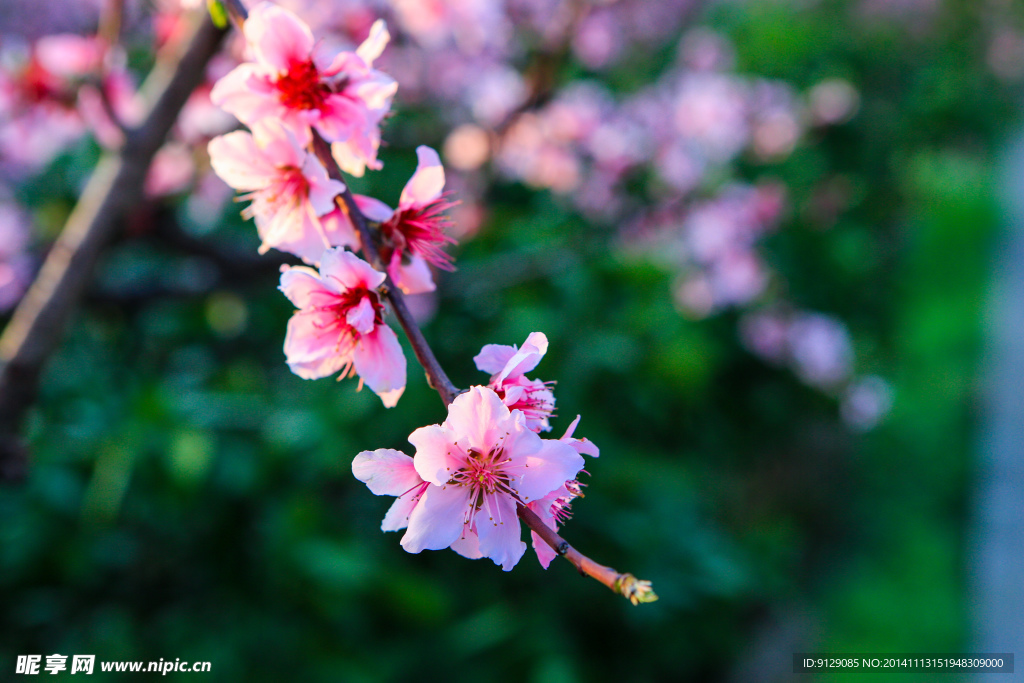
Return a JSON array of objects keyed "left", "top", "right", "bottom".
[
  {"left": 353, "top": 194, "right": 394, "bottom": 223},
  {"left": 409, "top": 424, "right": 458, "bottom": 486},
  {"left": 390, "top": 254, "right": 436, "bottom": 295},
  {"left": 493, "top": 331, "right": 548, "bottom": 384},
  {"left": 400, "top": 483, "right": 467, "bottom": 553},
  {"left": 450, "top": 529, "right": 483, "bottom": 559},
  {"left": 282, "top": 311, "right": 351, "bottom": 380},
  {"left": 475, "top": 493, "right": 526, "bottom": 571},
  {"left": 356, "top": 19, "right": 390, "bottom": 66},
  {"left": 279, "top": 265, "right": 335, "bottom": 308},
  {"left": 345, "top": 295, "right": 376, "bottom": 335},
  {"left": 319, "top": 247, "right": 385, "bottom": 292},
  {"left": 207, "top": 130, "right": 276, "bottom": 191},
  {"left": 381, "top": 486, "right": 425, "bottom": 532},
  {"left": 508, "top": 435, "right": 584, "bottom": 503},
  {"left": 473, "top": 343, "right": 518, "bottom": 375},
  {"left": 245, "top": 2, "right": 315, "bottom": 75},
  {"left": 561, "top": 415, "right": 600, "bottom": 457},
  {"left": 400, "top": 146, "right": 445, "bottom": 208},
  {"left": 352, "top": 325, "right": 406, "bottom": 408},
  {"left": 209, "top": 63, "right": 279, "bottom": 126},
  {"left": 352, "top": 448, "right": 420, "bottom": 496},
  {"left": 444, "top": 386, "right": 511, "bottom": 452}
]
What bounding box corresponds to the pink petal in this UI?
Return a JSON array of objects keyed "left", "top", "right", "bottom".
[
  {"left": 409, "top": 424, "right": 459, "bottom": 486},
  {"left": 444, "top": 386, "right": 511, "bottom": 453},
  {"left": 351, "top": 72, "right": 398, "bottom": 112},
  {"left": 400, "top": 146, "right": 445, "bottom": 208},
  {"left": 561, "top": 415, "right": 600, "bottom": 457},
  {"left": 352, "top": 448, "right": 420, "bottom": 496},
  {"left": 282, "top": 311, "right": 350, "bottom": 380},
  {"left": 390, "top": 254, "right": 436, "bottom": 295},
  {"left": 245, "top": 2, "right": 315, "bottom": 75},
  {"left": 493, "top": 331, "right": 548, "bottom": 384},
  {"left": 319, "top": 207, "right": 360, "bottom": 250},
  {"left": 475, "top": 493, "right": 526, "bottom": 571},
  {"left": 345, "top": 295, "right": 376, "bottom": 335},
  {"left": 210, "top": 63, "right": 279, "bottom": 126},
  {"left": 356, "top": 19, "right": 390, "bottom": 66},
  {"left": 400, "top": 483, "right": 468, "bottom": 553},
  {"left": 314, "top": 94, "right": 364, "bottom": 143},
  {"left": 381, "top": 487, "right": 424, "bottom": 532},
  {"left": 450, "top": 529, "right": 483, "bottom": 559},
  {"left": 531, "top": 529, "right": 558, "bottom": 569},
  {"left": 331, "top": 137, "right": 382, "bottom": 178},
  {"left": 319, "top": 248, "right": 385, "bottom": 292},
  {"left": 526, "top": 495, "right": 561, "bottom": 569},
  {"left": 353, "top": 194, "right": 394, "bottom": 223},
  {"left": 508, "top": 435, "right": 584, "bottom": 503},
  {"left": 473, "top": 343, "right": 518, "bottom": 375},
  {"left": 279, "top": 265, "right": 332, "bottom": 308},
  {"left": 352, "top": 325, "right": 406, "bottom": 408},
  {"left": 256, "top": 200, "right": 313, "bottom": 256},
  {"left": 301, "top": 154, "right": 345, "bottom": 216},
  {"left": 207, "top": 131, "right": 277, "bottom": 191},
  {"left": 251, "top": 120, "right": 305, "bottom": 168}
]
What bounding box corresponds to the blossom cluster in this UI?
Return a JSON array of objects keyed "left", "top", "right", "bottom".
[{"left": 203, "top": 1, "right": 600, "bottom": 570}]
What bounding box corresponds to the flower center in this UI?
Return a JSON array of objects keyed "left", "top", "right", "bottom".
[
  {"left": 450, "top": 447, "right": 515, "bottom": 507},
  {"left": 276, "top": 59, "right": 330, "bottom": 111},
  {"left": 309, "top": 286, "right": 384, "bottom": 357},
  {"left": 380, "top": 194, "right": 459, "bottom": 271}
]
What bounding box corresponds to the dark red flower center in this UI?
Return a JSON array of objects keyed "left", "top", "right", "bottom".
[
  {"left": 276, "top": 59, "right": 330, "bottom": 111},
  {"left": 379, "top": 194, "right": 459, "bottom": 271}
]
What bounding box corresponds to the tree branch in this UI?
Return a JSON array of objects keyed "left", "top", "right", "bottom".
[
  {"left": 0, "top": 15, "right": 228, "bottom": 482},
  {"left": 516, "top": 504, "right": 657, "bottom": 604}
]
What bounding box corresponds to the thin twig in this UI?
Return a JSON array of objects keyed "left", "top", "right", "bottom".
[
  {"left": 517, "top": 504, "right": 657, "bottom": 604},
  {"left": 0, "top": 15, "right": 228, "bottom": 482}
]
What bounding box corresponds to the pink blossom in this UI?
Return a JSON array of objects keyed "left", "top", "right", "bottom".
[
  {"left": 207, "top": 121, "right": 350, "bottom": 260},
  {"left": 474, "top": 331, "right": 555, "bottom": 432},
  {"left": 527, "top": 416, "right": 600, "bottom": 568},
  {"left": 210, "top": 2, "right": 397, "bottom": 176},
  {"left": 279, "top": 247, "right": 406, "bottom": 407},
  {"left": 346, "top": 146, "right": 458, "bottom": 294},
  {"left": 354, "top": 386, "right": 584, "bottom": 570}
]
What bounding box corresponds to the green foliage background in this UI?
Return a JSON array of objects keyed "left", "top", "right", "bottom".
[{"left": 1, "top": 0, "right": 1016, "bottom": 680}]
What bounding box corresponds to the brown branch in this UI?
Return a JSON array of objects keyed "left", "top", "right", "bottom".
[
  {"left": 0, "top": 15, "right": 228, "bottom": 482},
  {"left": 517, "top": 503, "right": 657, "bottom": 604},
  {"left": 221, "top": 0, "right": 657, "bottom": 604}
]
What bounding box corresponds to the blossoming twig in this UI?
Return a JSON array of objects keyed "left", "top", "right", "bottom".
[
  {"left": 219, "top": 0, "right": 656, "bottom": 603},
  {"left": 309, "top": 132, "right": 462, "bottom": 406}
]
